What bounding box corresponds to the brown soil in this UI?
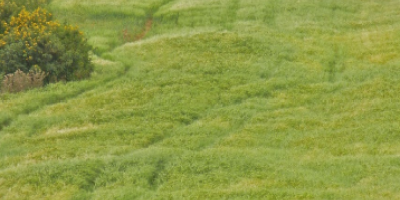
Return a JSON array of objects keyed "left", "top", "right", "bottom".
[{"left": 134, "top": 18, "right": 153, "bottom": 41}]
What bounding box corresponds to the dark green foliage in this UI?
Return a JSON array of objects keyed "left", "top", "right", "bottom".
[{"left": 54, "top": 24, "right": 93, "bottom": 81}]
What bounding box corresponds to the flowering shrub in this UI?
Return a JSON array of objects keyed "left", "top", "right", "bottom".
[
  {"left": 0, "top": 0, "right": 49, "bottom": 38},
  {"left": 0, "top": 1, "right": 93, "bottom": 84}
]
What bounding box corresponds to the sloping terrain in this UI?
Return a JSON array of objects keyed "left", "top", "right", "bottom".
[{"left": 1, "top": 0, "right": 400, "bottom": 199}]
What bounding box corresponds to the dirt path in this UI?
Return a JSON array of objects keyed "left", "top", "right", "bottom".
[{"left": 134, "top": 18, "right": 153, "bottom": 41}]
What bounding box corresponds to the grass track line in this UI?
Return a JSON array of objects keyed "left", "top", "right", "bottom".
[{"left": 0, "top": 59, "right": 129, "bottom": 134}]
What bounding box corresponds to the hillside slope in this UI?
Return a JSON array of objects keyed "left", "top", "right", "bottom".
[{"left": 1, "top": 0, "right": 400, "bottom": 199}]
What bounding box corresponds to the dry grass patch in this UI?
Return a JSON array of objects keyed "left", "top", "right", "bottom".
[{"left": 1, "top": 69, "right": 48, "bottom": 93}]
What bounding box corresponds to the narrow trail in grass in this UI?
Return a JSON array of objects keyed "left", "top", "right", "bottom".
[
  {"left": 0, "top": 66, "right": 127, "bottom": 135},
  {"left": 125, "top": 0, "right": 172, "bottom": 43},
  {"left": 134, "top": 18, "right": 153, "bottom": 41},
  {"left": 0, "top": 86, "right": 97, "bottom": 134}
]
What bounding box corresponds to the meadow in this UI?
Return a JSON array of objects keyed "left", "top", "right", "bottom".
[{"left": 1, "top": 0, "right": 400, "bottom": 199}]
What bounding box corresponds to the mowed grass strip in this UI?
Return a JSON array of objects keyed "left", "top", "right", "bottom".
[{"left": 1, "top": 0, "right": 400, "bottom": 199}]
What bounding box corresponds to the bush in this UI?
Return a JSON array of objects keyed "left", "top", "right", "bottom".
[
  {"left": 1, "top": 68, "right": 48, "bottom": 93},
  {"left": 0, "top": 1, "right": 93, "bottom": 84},
  {"left": 0, "top": 0, "right": 49, "bottom": 35}
]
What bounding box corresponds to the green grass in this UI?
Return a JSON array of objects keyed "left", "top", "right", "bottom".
[{"left": 2, "top": 0, "right": 400, "bottom": 199}]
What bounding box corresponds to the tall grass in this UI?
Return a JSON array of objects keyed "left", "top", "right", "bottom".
[{"left": 1, "top": 0, "right": 400, "bottom": 199}]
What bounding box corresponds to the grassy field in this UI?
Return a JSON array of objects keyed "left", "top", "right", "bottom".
[{"left": 1, "top": 0, "right": 400, "bottom": 199}]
